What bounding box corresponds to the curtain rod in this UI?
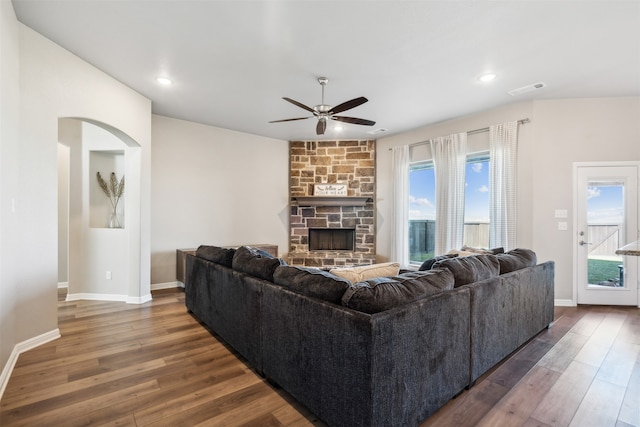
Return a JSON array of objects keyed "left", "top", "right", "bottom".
[{"left": 389, "top": 118, "right": 530, "bottom": 150}]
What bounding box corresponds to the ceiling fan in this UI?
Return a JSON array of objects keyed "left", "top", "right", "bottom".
[{"left": 269, "top": 77, "right": 375, "bottom": 135}]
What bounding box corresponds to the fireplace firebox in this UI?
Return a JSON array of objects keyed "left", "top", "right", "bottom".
[{"left": 309, "top": 228, "right": 355, "bottom": 251}]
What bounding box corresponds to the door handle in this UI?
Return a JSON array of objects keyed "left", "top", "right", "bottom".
[{"left": 579, "top": 240, "right": 592, "bottom": 246}]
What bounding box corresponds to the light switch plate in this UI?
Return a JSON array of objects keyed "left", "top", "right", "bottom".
[
  {"left": 558, "top": 222, "right": 568, "bottom": 231},
  {"left": 555, "top": 209, "right": 568, "bottom": 218}
]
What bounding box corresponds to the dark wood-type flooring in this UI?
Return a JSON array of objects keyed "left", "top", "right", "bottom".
[{"left": 1, "top": 288, "right": 638, "bottom": 426}]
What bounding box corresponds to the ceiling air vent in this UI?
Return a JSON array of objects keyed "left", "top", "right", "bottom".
[
  {"left": 508, "top": 82, "right": 547, "bottom": 97},
  {"left": 368, "top": 128, "right": 388, "bottom": 135}
]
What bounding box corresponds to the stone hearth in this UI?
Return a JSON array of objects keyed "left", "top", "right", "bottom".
[{"left": 288, "top": 140, "right": 376, "bottom": 268}]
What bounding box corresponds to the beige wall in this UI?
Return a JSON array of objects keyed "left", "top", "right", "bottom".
[
  {"left": 150, "top": 115, "right": 289, "bottom": 285},
  {"left": 376, "top": 97, "right": 640, "bottom": 304},
  {"left": 1, "top": 0, "right": 152, "bottom": 387},
  {"left": 531, "top": 97, "right": 640, "bottom": 302},
  {"left": 1, "top": 0, "right": 21, "bottom": 378}
]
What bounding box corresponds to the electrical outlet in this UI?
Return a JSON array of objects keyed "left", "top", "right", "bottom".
[{"left": 106, "top": 271, "right": 112, "bottom": 280}]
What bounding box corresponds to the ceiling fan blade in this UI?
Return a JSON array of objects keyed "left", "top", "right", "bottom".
[
  {"left": 283, "top": 97, "right": 316, "bottom": 113},
  {"left": 331, "top": 116, "right": 376, "bottom": 126},
  {"left": 328, "top": 97, "right": 368, "bottom": 115},
  {"left": 269, "top": 117, "right": 311, "bottom": 123},
  {"left": 316, "top": 119, "right": 327, "bottom": 135}
]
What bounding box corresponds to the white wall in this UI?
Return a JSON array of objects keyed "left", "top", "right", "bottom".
[
  {"left": 0, "top": 0, "right": 21, "bottom": 378},
  {"left": 59, "top": 121, "right": 132, "bottom": 300},
  {"left": 1, "top": 0, "right": 152, "bottom": 387},
  {"left": 150, "top": 115, "right": 289, "bottom": 285},
  {"left": 376, "top": 97, "right": 640, "bottom": 304},
  {"left": 57, "top": 143, "right": 70, "bottom": 284},
  {"left": 18, "top": 22, "right": 153, "bottom": 303},
  {"left": 531, "top": 97, "right": 640, "bottom": 302}
]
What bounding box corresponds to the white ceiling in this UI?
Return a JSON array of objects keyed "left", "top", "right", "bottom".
[{"left": 11, "top": 0, "right": 640, "bottom": 141}]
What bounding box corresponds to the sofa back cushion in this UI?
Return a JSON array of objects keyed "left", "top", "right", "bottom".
[
  {"left": 432, "top": 254, "right": 500, "bottom": 287},
  {"left": 496, "top": 248, "right": 537, "bottom": 274},
  {"left": 329, "top": 262, "right": 401, "bottom": 283},
  {"left": 232, "top": 246, "right": 285, "bottom": 282},
  {"left": 418, "top": 253, "right": 458, "bottom": 271},
  {"left": 195, "top": 245, "right": 236, "bottom": 267},
  {"left": 273, "top": 265, "right": 351, "bottom": 304},
  {"left": 341, "top": 269, "right": 454, "bottom": 314}
]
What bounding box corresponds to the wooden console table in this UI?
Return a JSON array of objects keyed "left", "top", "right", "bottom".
[{"left": 176, "top": 244, "right": 278, "bottom": 284}]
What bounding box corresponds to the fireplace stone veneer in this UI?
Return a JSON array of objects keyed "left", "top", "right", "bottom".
[{"left": 288, "top": 140, "right": 376, "bottom": 268}]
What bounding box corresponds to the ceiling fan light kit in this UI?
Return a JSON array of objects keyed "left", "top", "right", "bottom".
[{"left": 269, "top": 77, "right": 376, "bottom": 135}]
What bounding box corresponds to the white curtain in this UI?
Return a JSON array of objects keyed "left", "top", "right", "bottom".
[
  {"left": 391, "top": 145, "right": 410, "bottom": 266},
  {"left": 489, "top": 121, "right": 518, "bottom": 250},
  {"left": 430, "top": 133, "right": 467, "bottom": 255}
]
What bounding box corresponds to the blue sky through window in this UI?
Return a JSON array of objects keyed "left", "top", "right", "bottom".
[
  {"left": 409, "top": 158, "right": 490, "bottom": 222},
  {"left": 587, "top": 184, "right": 624, "bottom": 225},
  {"left": 409, "top": 167, "right": 435, "bottom": 220},
  {"left": 464, "top": 160, "right": 490, "bottom": 223}
]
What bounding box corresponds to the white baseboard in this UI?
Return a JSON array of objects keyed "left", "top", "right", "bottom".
[
  {"left": 0, "top": 328, "right": 61, "bottom": 400},
  {"left": 151, "top": 281, "right": 183, "bottom": 291},
  {"left": 57, "top": 282, "right": 68, "bottom": 288},
  {"left": 66, "top": 292, "right": 154, "bottom": 305},
  {"left": 127, "top": 294, "right": 153, "bottom": 304},
  {"left": 66, "top": 293, "right": 128, "bottom": 302},
  {"left": 555, "top": 299, "right": 576, "bottom": 307}
]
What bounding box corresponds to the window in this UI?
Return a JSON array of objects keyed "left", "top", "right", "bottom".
[
  {"left": 463, "top": 154, "right": 490, "bottom": 248},
  {"left": 408, "top": 161, "right": 435, "bottom": 263},
  {"left": 408, "top": 153, "right": 490, "bottom": 264}
]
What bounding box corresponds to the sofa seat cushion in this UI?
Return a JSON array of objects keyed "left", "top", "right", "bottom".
[
  {"left": 232, "top": 246, "right": 285, "bottom": 282},
  {"left": 432, "top": 254, "right": 500, "bottom": 287},
  {"left": 273, "top": 265, "right": 351, "bottom": 304},
  {"left": 496, "top": 248, "right": 537, "bottom": 274},
  {"left": 341, "top": 269, "right": 454, "bottom": 314},
  {"left": 329, "top": 262, "right": 400, "bottom": 284},
  {"left": 195, "top": 245, "right": 236, "bottom": 267}
]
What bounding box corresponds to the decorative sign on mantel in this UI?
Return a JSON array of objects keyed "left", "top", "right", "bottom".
[{"left": 314, "top": 183, "right": 347, "bottom": 196}]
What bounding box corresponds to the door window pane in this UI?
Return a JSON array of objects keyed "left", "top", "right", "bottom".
[{"left": 586, "top": 182, "right": 624, "bottom": 287}]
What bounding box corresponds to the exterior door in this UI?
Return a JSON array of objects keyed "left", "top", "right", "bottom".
[{"left": 575, "top": 163, "right": 638, "bottom": 306}]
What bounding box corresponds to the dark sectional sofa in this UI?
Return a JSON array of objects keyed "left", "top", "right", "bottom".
[{"left": 185, "top": 245, "right": 554, "bottom": 427}]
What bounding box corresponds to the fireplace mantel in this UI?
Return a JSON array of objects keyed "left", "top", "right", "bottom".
[{"left": 294, "top": 196, "right": 371, "bottom": 207}]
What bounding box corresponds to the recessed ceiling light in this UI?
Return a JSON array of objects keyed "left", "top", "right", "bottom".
[
  {"left": 478, "top": 73, "right": 497, "bottom": 83},
  {"left": 334, "top": 125, "right": 343, "bottom": 132},
  {"left": 156, "top": 76, "right": 172, "bottom": 85}
]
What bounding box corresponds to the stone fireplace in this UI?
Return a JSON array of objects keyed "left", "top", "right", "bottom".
[{"left": 288, "top": 140, "right": 376, "bottom": 268}]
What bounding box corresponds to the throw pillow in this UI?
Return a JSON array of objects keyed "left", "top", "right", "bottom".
[
  {"left": 496, "top": 248, "right": 537, "bottom": 274},
  {"left": 273, "top": 265, "right": 351, "bottom": 304},
  {"left": 232, "top": 246, "right": 285, "bottom": 282},
  {"left": 418, "top": 253, "right": 459, "bottom": 271},
  {"left": 432, "top": 254, "right": 500, "bottom": 287},
  {"left": 461, "top": 245, "right": 505, "bottom": 255},
  {"left": 446, "top": 249, "right": 482, "bottom": 257},
  {"left": 195, "top": 245, "right": 236, "bottom": 267},
  {"left": 341, "top": 269, "right": 454, "bottom": 314},
  {"left": 330, "top": 262, "right": 401, "bottom": 283}
]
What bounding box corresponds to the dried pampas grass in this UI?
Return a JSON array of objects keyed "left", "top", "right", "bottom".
[{"left": 97, "top": 172, "right": 125, "bottom": 210}]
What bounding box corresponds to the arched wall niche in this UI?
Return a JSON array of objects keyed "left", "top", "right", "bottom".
[{"left": 58, "top": 117, "right": 149, "bottom": 304}]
